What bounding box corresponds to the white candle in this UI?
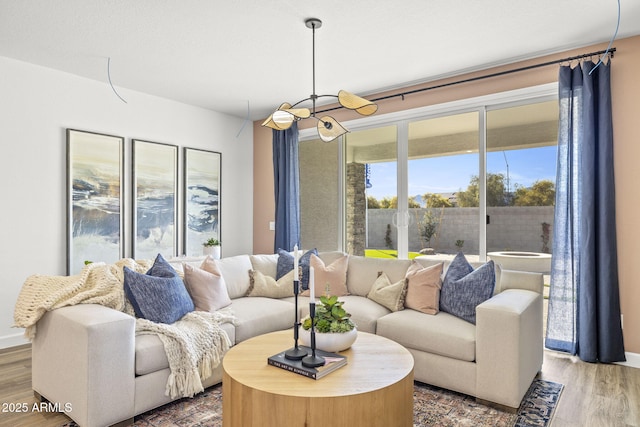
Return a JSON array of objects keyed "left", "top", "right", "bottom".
[
  {"left": 309, "top": 266, "right": 315, "bottom": 301},
  {"left": 293, "top": 245, "right": 299, "bottom": 281}
]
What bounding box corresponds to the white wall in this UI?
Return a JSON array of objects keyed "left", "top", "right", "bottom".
[{"left": 0, "top": 56, "right": 253, "bottom": 349}]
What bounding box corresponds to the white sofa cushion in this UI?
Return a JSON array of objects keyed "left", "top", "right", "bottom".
[
  {"left": 230, "top": 297, "right": 295, "bottom": 343},
  {"left": 346, "top": 256, "right": 412, "bottom": 297},
  {"left": 213, "top": 255, "right": 253, "bottom": 299},
  {"left": 249, "top": 253, "right": 279, "bottom": 278},
  {"left": 318, "top": 251, "right": 349, "bottom": 265},
  {"left": 376, "top": 309, "right": 476, "bottom": 362},
  {"left": 338, "top": 295, "right": 392, "bottom": 334}
]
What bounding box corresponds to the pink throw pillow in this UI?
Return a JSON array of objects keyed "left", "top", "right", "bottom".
[
  {"left": 404, "top": 262, "right": 443, "bottom": 315},
  {"left": 301, "top": 254, "right": 349, "bottom": 297}
]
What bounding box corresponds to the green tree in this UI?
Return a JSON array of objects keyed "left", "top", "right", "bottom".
[
  {"left": 456, "top": 173, "right": 508, "bottom": 207},
  {"left": 375, "top": 196, "right": 420, "bottom": 209},
  {"left": 422, "top": 193, "right": 453, "bottom": 208},
  {"left": 408, "top": 197, "right": 421, "bottom": 208},
  {"left": 367, "top": 196, "right": 381, "bottom": 209},
  {"left": 513, "top": 180, "right": 555, "bottom": 206},
  {"left": 379, "top": 197, "right": 395, "bottom": 209},
  {"left": 419, "top": 209, "right": 443, "bottom": 248}
]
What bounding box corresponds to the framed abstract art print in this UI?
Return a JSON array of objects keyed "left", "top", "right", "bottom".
[
  {"left": 66, "top": 129, "right": 124, "bottom": 274},
  {"left": 132, "top": 139, "right": 178, "bottom": 260},
  {"left": 183, "top": 148, "right": 221, "bottom": 257}
]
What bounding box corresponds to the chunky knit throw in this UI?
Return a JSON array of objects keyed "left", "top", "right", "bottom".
[
  {"left": 13, "top": 259, "right": 234, "bottom": 399},
  {"left": 137, "top": 309, "right": 233, "bottom": 398},
  {"left": 13, "top": 259, "right": 152, "bottom": 338}
]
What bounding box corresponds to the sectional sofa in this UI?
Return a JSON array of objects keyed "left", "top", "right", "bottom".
[{"left": 30, "top": 251, "right": 543, "bottom": 427}]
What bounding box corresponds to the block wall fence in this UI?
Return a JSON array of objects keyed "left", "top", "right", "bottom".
[{"left": 365, "top": 206, "right": 554, "bottom": 255}]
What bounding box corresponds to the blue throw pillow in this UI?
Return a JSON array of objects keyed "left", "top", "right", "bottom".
[
  {"left": 440, "top": 252, "right": 495, "bottom": 324},
  {"left": 124, "top": 254, "right": 195, "bottom": 324},
  {"left": 276, "top": 248, "right": 318, "bottom": 290}
]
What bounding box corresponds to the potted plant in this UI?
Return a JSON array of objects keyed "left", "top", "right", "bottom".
[
  {"left": 203, "top": 238, "right": 221, "bottom": 259},
  {"left": 300, "top": 295, "right": 357, "bottom": 352}
]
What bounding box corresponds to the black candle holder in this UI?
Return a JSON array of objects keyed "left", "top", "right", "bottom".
[
  {"left": 284, "top": 280, "right": 307, "bottom": 360},
  {"left": 302, "top": 301, "right": 325, "bottom": 368}
]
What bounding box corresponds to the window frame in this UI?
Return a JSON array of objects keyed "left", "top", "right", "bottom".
[{"left": 298, "top": 83, "right": 558, "bottom": 258}]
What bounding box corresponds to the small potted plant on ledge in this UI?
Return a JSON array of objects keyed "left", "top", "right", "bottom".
[
  {"left": 300, "top": 295, "right": 357, "bottom": 352},
  {"left": 203, "top": 238, "right": 221, "bottom": 259}
]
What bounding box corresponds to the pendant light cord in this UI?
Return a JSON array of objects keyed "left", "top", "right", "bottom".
[
  {"left": 107, "top": 57, "right": 128, "bottom": 104},
  {"left": 311, "top": 21, "right": 317, "bottom": 117},
  {"left": 590, "top": 0, "right": 620, "bottom": 75}
]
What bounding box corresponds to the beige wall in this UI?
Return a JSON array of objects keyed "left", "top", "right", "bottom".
[{"left": 254, "top": 36, "right": 640, "bottom": 354}]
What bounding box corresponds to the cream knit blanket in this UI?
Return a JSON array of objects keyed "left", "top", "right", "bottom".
[
  {"left": 14, "top": 259, "right": 234, "bottom": 399},
  {"left": 13, "top": 259, "right": 152, "bottom": 338},
  {"left": 137, "top": 309, "right": 233, "bottom": 399}
]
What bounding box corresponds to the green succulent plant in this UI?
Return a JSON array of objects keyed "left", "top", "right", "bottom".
[
  {"left": 203, "top": 238, "right": 221, "bottom": 247},
  {"left": 302, "top": 295, "right": 356, "bottom": 333}
]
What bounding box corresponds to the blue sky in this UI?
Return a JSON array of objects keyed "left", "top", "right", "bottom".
[{"left": 366, "top": 146, "right": 557, "bottom": 201}]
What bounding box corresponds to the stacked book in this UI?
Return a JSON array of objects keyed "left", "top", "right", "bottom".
[{"left": 268, "top": 347, "right": 347, "bottom": 380}]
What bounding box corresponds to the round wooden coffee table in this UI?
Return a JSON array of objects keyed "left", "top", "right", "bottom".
[{"left": 222, "top": 330, "right": 414, "bottom": 427}]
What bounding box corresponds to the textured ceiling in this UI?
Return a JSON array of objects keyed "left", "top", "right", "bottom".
[{"left": 1, "top": 0, "right": 638, "bottom": 120}]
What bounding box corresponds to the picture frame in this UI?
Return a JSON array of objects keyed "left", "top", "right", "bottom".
[
  {"left": 67, "top": 129, "right": 124, "bottom": 274},
  {"left": 184, "top": 148, "right": 221, "bottom": 257},
  {"left": 132, "top": 139, "right": 178, "bottom": 260}
]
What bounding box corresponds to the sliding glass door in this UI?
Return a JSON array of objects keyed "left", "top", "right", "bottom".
[
  {"left": 344, "top": 125, "right": 398, "bottom": 257},
  {"left": 485, "top": 101, "right": 558, "bottom": 261},
  {"left": 298, "top": 85, "right": 558, "bottom": 262},
  {"left": 407, "top": 112, "right": 480, "bottom": 258}
]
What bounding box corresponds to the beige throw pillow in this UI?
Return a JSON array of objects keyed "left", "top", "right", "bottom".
[
  {"left": 301, "top": 254, "right": 349, "bottom": 297},
  {"left": 246, "top": 269, "right": 295, "bottom": 298},
  {"left": 367, "top": 271, "right": 407, "bottom": 312},
  {"left": 182, "top": 263, "right": 232, "bottom": 312},
  {"left": 404, "top": 261, "right": 443, "bottom": 315}
]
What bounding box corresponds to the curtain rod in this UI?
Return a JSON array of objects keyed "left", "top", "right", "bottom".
[{"left": 317, "top": 47, "right": 616, "bottom": 113}]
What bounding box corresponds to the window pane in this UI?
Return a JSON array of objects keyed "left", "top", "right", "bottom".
[
  {"left": 346, "top": 125, "right": 398, "bottom": 257},
  {"left": 486, "top": 100, "right": 558, "bottom": 271},
  {"left": 408, "top": 112, "right": 480, "bottom": 258}
]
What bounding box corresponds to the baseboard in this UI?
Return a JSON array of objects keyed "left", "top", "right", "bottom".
[
  {"left": 0, "top": 331, "right": 29, "bottom": 350},
  {"left": 616, "top": 352, "right": 640, "bottom": 369}
]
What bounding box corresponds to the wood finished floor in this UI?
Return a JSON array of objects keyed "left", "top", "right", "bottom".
[{"left": 0, "top": 344, "right": 638, "bottom": 427}]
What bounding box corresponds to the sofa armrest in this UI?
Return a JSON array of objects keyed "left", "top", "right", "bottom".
[
  {"left": 32, "top": 304, "right": 136, "bottom": 427},
  {"left": 498, "top": 269, "right": 544, "bottom": 294},
  {"left": 475, "top": 289, "right": 543, "bottom": 408}
]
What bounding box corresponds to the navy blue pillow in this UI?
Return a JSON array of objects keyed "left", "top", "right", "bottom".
[
  {"left": 276, "top": 248, "right": 318, "bottom": 290},
  {"left": 440, "top": 252, "right": 495, "bottom": 324},
  {"left": 124, "top": 254, "right": 194, "bottom": 324}
]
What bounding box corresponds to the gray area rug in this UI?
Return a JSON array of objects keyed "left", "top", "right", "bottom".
[{"left": 63, "top": 378, "right": 562, "bottom": 426}]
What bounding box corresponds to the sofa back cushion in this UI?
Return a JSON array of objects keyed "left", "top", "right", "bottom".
[
  {"left": 208, "top": 255, "right": 253, "bottom": 299},
  {"left": 317, "top": 251, "right": 348, "bottom": 265},
  {"left": 346, "top": 256, "right": 412, "bottom": 297},
  {"left": 249, "top": 253, "right": 279, "bottom": 278}
]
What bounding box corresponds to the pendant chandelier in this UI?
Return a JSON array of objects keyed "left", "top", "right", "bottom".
[{"left": 262, "top": 18, "right": 378, "bottom": 142}]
